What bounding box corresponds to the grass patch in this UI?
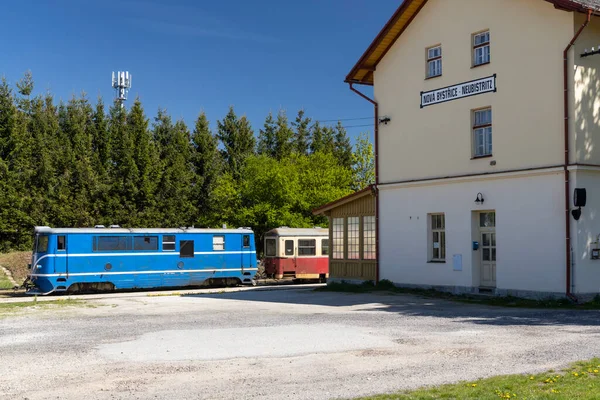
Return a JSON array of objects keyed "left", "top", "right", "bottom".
[
  {"left": 317, "top": 280, "right": 600, "bottom": 309},
  {"left": 355, "top": 359, "right": 600, "bottom": 399},
  {"left": 0, "top": 270, "right": 13, "bottom": 289},
  {"left": 0, "top": 251, "right": 32, "bottom": 283},
  {"left": 0, "top": 298, "right": 87, "bottom": 316}
]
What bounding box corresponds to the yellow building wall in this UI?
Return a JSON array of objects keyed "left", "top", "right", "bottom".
[
  {"left": 328, "top": 194, "right": 377, "bottom": 282},
  {"left": 573, "top": 13, "right": 600, "bottom": 165},
  {"left": 374, "top": 0, "right": 574, "bottom": 183}
]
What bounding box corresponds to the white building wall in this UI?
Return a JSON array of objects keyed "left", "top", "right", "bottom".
[
  {"left": 572, "top": 169, "right": 600, "bottom": 294},
  {"left": 379, "top": 171, "right": 566, "bottom": 294}
]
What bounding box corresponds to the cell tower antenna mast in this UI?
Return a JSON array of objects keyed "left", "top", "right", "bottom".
[{"left": 111, "top": 71, "right": 132, "bottom": 107}]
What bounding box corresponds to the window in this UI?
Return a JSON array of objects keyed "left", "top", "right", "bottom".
[
  {"left": 321, "top": 239, "right": 329, "bottom": 256},
  {"left": 429, "top": 214, "right": 446, "bottom": 261},
  {"left": 213, "top": 235, "right": 225, "bottom": 251},
  {"left": 363, "top": 216, "right": 376, "bottom": 260},
  {"left": 473, "top": 31, "right": 490, "bottom": 66},
  {"left": 480, "top": 212, "right": 496, "bottom": 228},
  {"left": 347, "top": 217, "right": 360, "bottom": 260},
  {"left": 298, "top": 239, "right": 316, "bottom": 256},
  {"left": 426, "top": 45, "right": 442, "bottom": 78},
  {"left": 243, "top": 235, "right": 250, "bottom": 248},
  {"left": 57, "top": 236, "right": 66, "bottom": 251},
  {"left": 180, "top": 240, "right": 194, "bottom": 258},
  {"left": 36, "top": 235, "right": 49, "bottom": 253},
  {"left": 134, "top": 236, "right": 158, "bottom": 251},
  {"left": 93, "top": 236, "right": 131, "bottom": 251},
  {"left": 162, "top": 235, "right": 175, "bottom": 251},
  {"left": 285, "top": 240, "right": 294, "bottom": 256},
  {"left": 473, "top": 108, "right": 492, "bottom": 157},
  {"left": 332, "top": 218, "right": 344, "bottom": 259},
  {"left": 265, "top": 238, "right": 276, "bottom": 257}
]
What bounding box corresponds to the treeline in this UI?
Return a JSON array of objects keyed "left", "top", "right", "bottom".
[{"left": 0, "top": 72, "right": 374, "bottom": 251}]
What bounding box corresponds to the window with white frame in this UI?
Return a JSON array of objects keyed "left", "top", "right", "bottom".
[
  {"left": 473, "top": 31, "right": 490, "bottom": 66},
  {"left": 213, "top": 235, "right": 225, "bottom": 251},
  {"left": 362, "top": 216, "right": 376, "bottom": 260},
  {"left": 473, "top": 108, "right": 492, "bottom": 157},
  {"left": 426, "top": 45, "right": 442, "bottom": 78},
  {"left": 332, "top": 218, "right": 344, "bottom": 259},
  {"left": 347, "top": 217, "right": 360, "bottom": 260},
  {"left": 429, "top": 214, "right": 446, "bottom": 261}
]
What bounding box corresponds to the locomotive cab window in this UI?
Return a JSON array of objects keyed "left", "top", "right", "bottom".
[
  {"left": 36, "top": 235, "right": 49, "bottom": 253},
  {"left": 285, "top": 240, "right": 294, "bottom": 256},
  {"left": 57, "top": 235, "right": 66, "bottom": 251},
  {"left": 180, "top": 240, "right": 194, "bottom": 258},
  {"left": 298, "top": 239, "right": 316, "bottom": 256},
  {"left": 243, "top": 235, "right": 250, "bottom": 248},
  {"left": 213, "top": 235, "right": 225, "bottom": 251},
  {"left": 265, "top": 239, "right": 276, "bottom": 257},
  {"left": 162, "top": 235, "right": 175, "bottom": 251},
  {"left": 134, "top": 236, "right": 158, "bottom": 251}
]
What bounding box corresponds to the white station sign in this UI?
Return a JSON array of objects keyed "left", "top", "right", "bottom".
[{"left": 421, "top": 75, "right": 496, "bottom": 108}]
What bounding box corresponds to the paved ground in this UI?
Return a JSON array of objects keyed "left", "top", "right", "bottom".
[{"left": 2, "top": 288, "right": 600, "bottom": 400}]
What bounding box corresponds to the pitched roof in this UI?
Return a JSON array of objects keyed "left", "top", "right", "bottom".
[
  {"left": 312, "top": 185, "right": 376, "bottom": 215},
  {"left": 346, "top": 0, "right": 600, "bottom": 86}
]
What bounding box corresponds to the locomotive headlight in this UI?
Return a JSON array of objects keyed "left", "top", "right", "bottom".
[{"left": 36, "top": 265, "right": 42, "bottom": 269}]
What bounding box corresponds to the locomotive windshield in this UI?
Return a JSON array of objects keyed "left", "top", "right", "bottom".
[{"left": 35, "top": 235, "right": 49, "bottom": 253}]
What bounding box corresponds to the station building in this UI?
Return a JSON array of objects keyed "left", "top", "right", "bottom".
[{"left": 344, "top": 0, "right": 600, "bottom": 299}]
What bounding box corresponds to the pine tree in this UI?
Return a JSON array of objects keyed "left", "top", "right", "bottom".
[
  {"left": 310, "top": 121, "right": 324, "bottom": 154},
  {"left": 292, "top": 109, "right": 311, "bottom": 155},
  {"left": 274, "top": 109, "right": 294, "bottom": 160},
  {"left": 322, "top": 125, "right": 336, "bottom": 154},
  {"left": 128, "top": 98, "right": 159, "bottom": 225},
  {"left": 92, "top": 97, "right": 110, "bottom": 176},
  {"left": 333, "top": 121, "right": 353, "bottom": 169},
  {"left": 191, "top": 111, "right": 220, "bottom": 225},
  {"left": 0, "top": 78, "right": 16, "bottom": 160},
  {"left": 217, "top": 106, "right": 255, "bottom": 180},
  {"left": 257, "top": 111, "right": 276, "bottom": 157}
]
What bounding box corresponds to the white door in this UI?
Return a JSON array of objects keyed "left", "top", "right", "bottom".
[{"left": 479, "top": 212, "right": 496, "bottom": 288}]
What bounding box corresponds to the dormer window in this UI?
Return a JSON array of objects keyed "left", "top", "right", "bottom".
[
  {"left": 473, "top": 31, "right": 490, "bottom": 67},
  {"left": 426, "top": 45, "right": 442, "bottom": 78}
]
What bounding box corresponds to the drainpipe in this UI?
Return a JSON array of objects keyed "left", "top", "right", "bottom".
[
  {"left": 563, "top": 9, "right": 592, "bottom": 302},
  {"left": 349, "top": 82, "right": 380, "bottom": 283}
]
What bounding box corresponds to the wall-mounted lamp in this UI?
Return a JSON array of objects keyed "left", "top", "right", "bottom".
[
  {"left": 474, "top": 192, "right": 484, "bottom": 205},
  {"left": 378, "top": 116, "right": 391, "bottom": 125},
  {"left": 572, "top": 188, "right": 587, "bottom": 221}
]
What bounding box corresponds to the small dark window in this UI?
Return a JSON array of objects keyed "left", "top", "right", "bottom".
[
  {"left": 134, "top": 236, "right": 158, "bottom": 251},
  {"left": 298, "top": 239, "right": 316, "bottom": 256},
  {"left": 321, "top": 239, "right": 329, "bottom": 256},
  {"left": 285, "top": 240, "right": 294, "bottom": 256},
  {"left": 57, "top": 236, "right": 66, "bottom": 251},
  {"left": 180, "top": 240, "right": 194, "bottom": 258},
  {"left": 162, "top": 235, "right": 175, "bottom": 251},
  {"left": 265, "top": 239, "right": 276, "bottom": 257},
  {"left": 93, "top": 236, "right": 131, "bottom": 251},
  {"left": 243, "top": 235, "right": 250, "bottom": 248}
]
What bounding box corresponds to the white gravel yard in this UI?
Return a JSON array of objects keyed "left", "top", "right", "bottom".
[{"left": 1, "top": 287, "right": 600, "bottom": 400}]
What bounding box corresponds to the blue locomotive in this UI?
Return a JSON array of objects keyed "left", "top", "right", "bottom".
[{"left": 25, "top": 225, "right": 257, "bottom": 294}]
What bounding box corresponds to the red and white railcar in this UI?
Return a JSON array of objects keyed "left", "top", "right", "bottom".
[{"left": 263, "top": 227, "right": 329, "bottom": 281}]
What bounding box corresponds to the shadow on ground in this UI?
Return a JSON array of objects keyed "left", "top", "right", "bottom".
[{"left": 185, "top": 288, "right": 600, "bottom": 328}]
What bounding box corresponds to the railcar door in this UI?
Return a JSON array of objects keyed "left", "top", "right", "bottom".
[
  {"left": 53, "top": 234, "right": 68, "bottom": 275},
  {"left": 242, "top": 234, "right": 251, "bottom": 271}
]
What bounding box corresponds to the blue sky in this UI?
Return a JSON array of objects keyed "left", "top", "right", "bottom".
[{"left": 2, "top": 0, "right": 399, "bottom": 142}]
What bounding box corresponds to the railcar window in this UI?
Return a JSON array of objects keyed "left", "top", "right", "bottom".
[
  {"left": 134, "top": 236, "right": 158, "bottom": 251},
  {"left": 37, "top": 236, "right": 49, "bottom": 253},
  {"left": 298, "top": 239, "right": 316, "bottom": 256},
  {"left": 57, "top": 236, "right": 66, "bottom": 251},
  {"left": 321, "top": 239, "right": 329, "bottom": 256},
  {"left": 285, "top": 240, "right": 294, "bottom": 256},
  {"left": 213, "top": 236, "right": 225, "bottom": 251},
  {"left": 180, "top": 240, "right": 194, "bottom": 258},
  {"left": 162, "top": 235, "right": 176, "bottom": 251},
  {"left": 93, "top": 236, "right": 132, "bottom": 251},
  {"left": 243, "top": 235, "right": 250, "bottom": 248},
  {"left": 265, "top": 239, "right": 276, "bottom": 257}
]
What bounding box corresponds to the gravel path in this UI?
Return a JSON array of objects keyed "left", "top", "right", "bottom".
[{"left": 1, "top": 288, "right": 600, "bottom": 400}]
